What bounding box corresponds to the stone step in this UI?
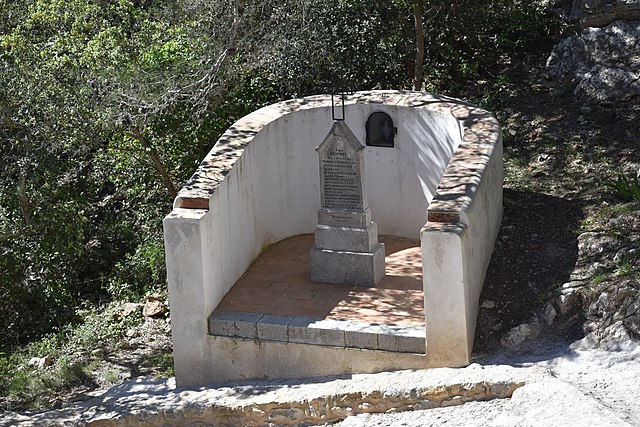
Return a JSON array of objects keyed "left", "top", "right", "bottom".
[
  {"left": 208, "top": 310, "right": 425, "bottom": 353},
  {"left": 4, "top": 364, "right": 542, "bottom": 426}
]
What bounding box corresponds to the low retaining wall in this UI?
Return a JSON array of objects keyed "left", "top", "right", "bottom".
[{"left": 164, "top": 90, "right": 502, "bottom": 386}]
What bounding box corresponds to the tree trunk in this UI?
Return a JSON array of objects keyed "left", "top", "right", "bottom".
[
  {"left": 413, "top": 1, "right": 425, "bottom": 91},
  {"left": 131, "top": 130, "right": 178, "bottom": 198}
]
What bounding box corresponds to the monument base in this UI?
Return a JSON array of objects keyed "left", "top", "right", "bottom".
[
  {"left": 314, "top": 222, "right": 379, "bottom": 252},
  {"left": 309, "top": 243, "right": 385, "bottom": 286}
]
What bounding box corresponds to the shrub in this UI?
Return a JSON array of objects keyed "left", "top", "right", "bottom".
[{"left": 606, "top": 170, "right": 640, "bottom": 203}]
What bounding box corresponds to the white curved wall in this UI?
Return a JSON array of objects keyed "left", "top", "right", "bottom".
[
  {"left": 221, "top": 104, "right": 462, "bottom": 248},
  {"left": 164, "top": 91, "right": 502, "bottom": 386}
]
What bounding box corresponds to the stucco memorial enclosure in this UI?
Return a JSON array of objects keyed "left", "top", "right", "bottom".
[{"left": 163, "top": 90, "right": 503, "bottom": 386}]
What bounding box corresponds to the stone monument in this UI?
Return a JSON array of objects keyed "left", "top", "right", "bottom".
[{"left": 310, "top": 121, "right": 385, "bottom": 286}]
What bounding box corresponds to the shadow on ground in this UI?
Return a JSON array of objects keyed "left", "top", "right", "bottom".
[{"left": 473, "top": 189, "right": 586, "bottom": 355}]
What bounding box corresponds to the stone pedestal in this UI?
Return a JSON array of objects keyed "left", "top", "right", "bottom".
[{"left": 310, "top": 121, "right": 385, "bottom": 286}]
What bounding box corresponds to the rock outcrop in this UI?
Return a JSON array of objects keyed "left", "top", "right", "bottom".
[
  {"left": 545, "top": 20, "right": 640, "bottom": 102},
  {"left": 552, "top": 0, "right": 640, "bottom": 29}
]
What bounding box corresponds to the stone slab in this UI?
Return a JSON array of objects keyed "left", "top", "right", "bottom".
[
  {"left": 377, "top": 325, "right": 426, "bottom": 353},
  {"left": 314, "top": 222, "right": 378, "bottom": 252},
  {"left": 316, "top": 121, "right": 367, "bottom": 212},
  {"left": 208, "top": 312, "right": 424, "bottom": 353},
  {"left": 317, "top": 208, "right": 372, "bottom": 228},
  {"left": 257, "top": 315, "right": 293, "bottom": 342},
  {"left": 309, "top": 243, "right": 385, "bottom": 286},
  {"left": 345, "top": 322, "right": 380, "bottom": 349},
  {"left": 288, "top": 317, "right": 348, "bottom": 347},
  {"left": 208, "top": 311, "right": 263, "bottom": 339}
]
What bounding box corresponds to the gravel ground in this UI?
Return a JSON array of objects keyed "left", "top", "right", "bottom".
[
  {"left": 2, "top": 334, "right": 639, "bottom": 426},
  {"left": 335, "top": 339, "right": 640, "bottom": 426}
]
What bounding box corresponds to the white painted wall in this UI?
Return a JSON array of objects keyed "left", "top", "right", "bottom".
[
  {"left": 164, "top": 91, "right": 501, "bottom": 386},
  {"left": 228, "top": 105, "right": 462, "bottom": 249},
  {"left": 460, "top": 139, "right": 504, "bottom": 353},
  {"left": 422, "top": 138, "right": 504, "bottom": 367},
  {"left": 200, "top": 103, "right": 461, "bottom": 304}
]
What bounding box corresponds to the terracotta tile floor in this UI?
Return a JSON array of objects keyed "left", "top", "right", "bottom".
[{"left": 216, "top": 234, "right": 425, "bottom": 327}]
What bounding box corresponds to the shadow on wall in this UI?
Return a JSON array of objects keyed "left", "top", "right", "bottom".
[
  {"left": 404, "top": 110, "right": 462, "bottom": 202},
  {"left": 474, "top": 189, "right": 585, "bottom": 353}
]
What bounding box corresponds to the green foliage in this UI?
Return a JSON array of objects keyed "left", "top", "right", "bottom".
[
  {"left": 417, "top": 1, "right": 559, "bottom": 89},
  {"left": 246, "top": 1, "right": 414, "bottom": 96},
  {"left": 591, "top": 271, "right": 607, "bottom": 286},
  {"left": 0, "top": 356, "right": 90, "bottom": 410},
  {"left": 492, "top": 2, "right": 558, "bottom": 54},
  {"left": 251, "top": 0, "right": 559, "bottom": 95},
  {"left": 0, "top": 0, "right": 566, "bottom": 408},
  {"left": 0, "top": 302, "right": 138, "bottom": 411},
  {"left": 107, "top": 238, "right": 166, "bottom": 301},
  {"left": 143, "top": 353, "right": 174, "bottom": 377},
  {"left": 614, "top": 257, "right": 634, "bottom": 278},
  {"left": 606, "top": 170, "right": 640, "bottom": 203},
  {"left": 0, "top": 0, "right": 196, "bottom": 323}
]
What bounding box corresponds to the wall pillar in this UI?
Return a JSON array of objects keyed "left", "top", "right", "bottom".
[
  {"left": 421, "top": 222, "right": 471, "bottom": 367},
  {"left": 163, "top": 208, "right": 213, "bottom": 386}
]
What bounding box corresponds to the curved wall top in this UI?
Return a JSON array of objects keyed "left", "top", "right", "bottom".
[{"left": 173, "top": 90, "right": 501, "bottom": 239}]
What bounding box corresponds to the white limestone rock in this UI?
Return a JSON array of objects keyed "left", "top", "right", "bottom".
[
  {"left": 143, "top": 300, "right": 166, "bottom": 318},
  {"left": 541, "top": 303, "right": 557, "bottom": 326},
  {"left": 553, "top": 0, "right": 640, "bottom": 28},
  {"left": 500, "top": 322, "right": 542, "bottom": 350},
  {"left": 27, "top": 355, "right": 53, "bottom": 369},
  {"left": 557, "top": 292, "right": 579, "bottom": 316},
  {"left": 545, "top": 20, "right": 640, "bottom": 102},
  {"left": 120, "top": 302, "right": 142, "bottom": 318},
  {"left": 481, "top": 299, "right": 496, "bottom": 309}
]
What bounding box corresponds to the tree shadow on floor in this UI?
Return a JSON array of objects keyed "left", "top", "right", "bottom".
[{"left": 473, "top": 188, "right": 586, "bottom": 355}]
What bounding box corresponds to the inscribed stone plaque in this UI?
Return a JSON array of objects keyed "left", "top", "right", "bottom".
[
  {"left": 316, "top": 121, "right": 366, "bottom": 215},
  {"left": 321, "top": 145, "right": 362, "bottom": 210}
]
